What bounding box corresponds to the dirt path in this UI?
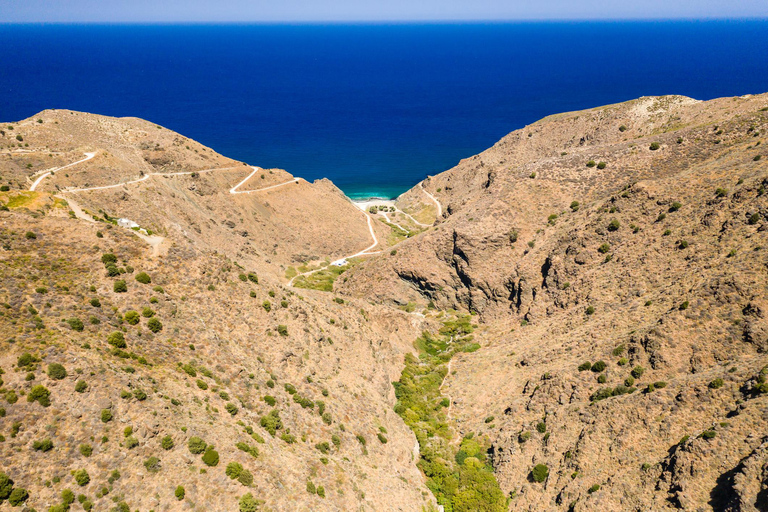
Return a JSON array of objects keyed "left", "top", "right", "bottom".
[
  {"left": 288, "top": 210, "right": 381, "bottom": 286},
  {"left": 32, "top": 155, "right": 382, "bottom": 272},
  {"left": 420, "top": 182, "right": 442, "bottom": 219},
  {"left": 29, "top": 151, "right": 96, "bottom": 191},
  {"left": 230, "top": 166, "right": 301, "bottom": 194}
]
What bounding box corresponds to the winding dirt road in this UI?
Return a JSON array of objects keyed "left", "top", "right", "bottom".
[{"left": 29, "top": 151, "right": 96, "bottom": 191}]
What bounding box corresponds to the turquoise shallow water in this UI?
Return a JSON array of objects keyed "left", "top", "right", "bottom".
[{"left": 2, "top": 22, "right": 768, "bottom": 199}]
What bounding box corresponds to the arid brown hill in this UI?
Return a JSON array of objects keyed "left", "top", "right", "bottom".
[{"left": 1, "top": 94, "right": 767, "bottom": 511}]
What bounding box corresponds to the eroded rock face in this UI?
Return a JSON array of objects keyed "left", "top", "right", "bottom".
[{"left": 338, "top": 93, "right": 768, "bottom": 510}]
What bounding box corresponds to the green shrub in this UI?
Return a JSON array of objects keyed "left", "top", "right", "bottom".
[
  {"left": 28, "top": 385, "right": 51, "bottom": 406},
  {"left": 531, "top": 464, "right": 549, "bottom": 483},
  {"left": 748, "top": 213, "right": 761, "bottom": 225},
  {"left": 578, "top": 362, "right": 592, "bottom": 372},
  {"left": 124, "top": 310, "right": 140, "bottom": 325},
  {"left": 161, "top": 435, "right": 174, "bottom": 450},
  {"left": 700, "top": 430, "right": 716, "bottom": 439},
  {"left": 679, "top": 301, "right": 689, "bottom": 310},
  {"left": 0, "top": 473, "right": 13, "bottom": 501},
  {"left": 87, "top": 296, "right": 99, "bottom": 307},
  {"left": 607, "top": 219, "right": 620, "bottom": 231},
  {"left": 709, "top": 378, "right": 724, "bottom": 389},
  {"left": 48, "top": 363, "right": 67, "bottom": 380},
  {"left": 8, "top": 487, "right": 28, "bottom": 506},
  {"left": 239, "top": 493, "right": 260, "bottom": 512},
  {"left": 142, "top": 307, "right": 155, "bottom": 318},
  {"left": 133, "top": 388, "right": 147, "bottom": 401},
  {"left": 247, "top": 272, "right": 258, "bottom": 284},
  {"left": 188, "top": 436, "right": 207, "bottom": 454},
  {"left": 277, "top": 324, "right": 288, "bottom": 336},
  {"left": 125, "top": 436, "right": 139, "bottom": 449},
  {"left": 79, "top": 444, "right": 93, "bottom": 457},
  {"left": 612, "top": 344, "right": 625, "bottom": 356},
  {"left": 284, "top": 383, "right": 296, "bottom": 394},
  {"left": 147, "top": 317, "right": 163, "bottom": 333},
  {"left": 649, "top": 142, "right": 660, "bottom": 150},
  {"left": 236, "top": 442, "right": 259, "bottom": 458},
  {"left": 669, "top": 201, "right": 682, "bottom": 212},
  {"left": 598, "top": 243, "right": 610, "bottom": 254},
  {"left": 262, "top": 301, "right": 271, "bottom": 312},
  {"left": 100, "top": 409, "right": 112, "bottom": 422},
  {"left": 377, "top": 433, "right": 388, "bottom": 444},
  {"left": 17, "top": 352, "right": 37, "bottom": 368},
  {"left": 570, "top": 201, "right": 580, "bottom": 211},
  {"left": 263, "top": 395, "right": 276, "bottom": 406},
  {"left": 588, "top": 484, "right": 600, "bottom": 494},
  {"left": 33, "top": 438, "right": 54, "bottom": 451},
  {"left": 107, "top": 331, "right": 127, "bottom": 348},
  {"left": 586, "top": 160, "right": 596, "bottom": 167},
  {"left": 631, "top": 366, "right": 645, "bottom": 379},
  {"left": 586, "top": 306, "right": 595, "bottom": 315},
  {"left": 175, "top": 485, "right": 185, "bottom": 500},
  {"left": 202, "top": 447, "right": 219, "bottom": 466},
  {"left": 597, "top": 162, "right": 607, "bottom": 169},
  {"left": 61, "top": 488, "right": 75, "bottom": 505},
  {"left": 74, "top": 469, "right": 90, "bottom": 486},
  {"left": 113, "top": 280, "right": 127, "bottom": 293},
  {"left": 144, "top": 456, "right": 161, "bottom": 472},
  {"left": 307, "top": 481, "right": 316, "bottom": 494},
  {"left": 238, "top": 470, "right": 253, "bottom": 486},
  {"left": 226, "top": 403, "right": 238, "bottom": 415},
  {"left": 226, "top": 462, "right": 244, "bottom": 479},
  {"left": 715, "top": 187, "right": 728, "bottom": 198},
  {"left": 536, "top": 422, "right": 546, "bottom": 433},
  {"left": 591, "top": 361, "right": 606, "bottom": 372},
  {"left": 619, "top": 125, "right": 627, "bottom": 132},
  {"left": 67, "top": 318, "right": 84, "bottom": 331},
  {"left": 196, "top": 379, "right": 208, "bottom": 390},
  {"left": 135, "top": 272, "right": 151, "bottom": 284}
]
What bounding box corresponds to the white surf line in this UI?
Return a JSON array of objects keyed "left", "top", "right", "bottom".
[
  {"left": 420, "top": 182, "right": 443, "bottom": 218},
  {"left": 229, "top": 166, "right": 301, "bottom": 194},
  {"left": 29, "top": 151, "right": 96, "bottom": 191}
]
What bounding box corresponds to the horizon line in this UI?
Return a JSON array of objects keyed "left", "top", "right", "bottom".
[{"left": 2, "top": 17, "right": 768, "bottom": 25}]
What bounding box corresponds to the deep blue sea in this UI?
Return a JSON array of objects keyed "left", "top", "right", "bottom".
[{"left": 2, "top": 22, "right": 768, "bottom": 198}]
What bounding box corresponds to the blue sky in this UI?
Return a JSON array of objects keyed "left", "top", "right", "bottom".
[{"left": 1, "top": 0, "right": 766, "bottom": 23}]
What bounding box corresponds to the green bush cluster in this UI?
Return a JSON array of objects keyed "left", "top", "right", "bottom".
[
  {"left": 188, "top": 436, "right": 207, "bottom": 454},
  {"left": 531, "top": 464, "right": 549, "bottom": 483},
  {"left": 107, "top": 331, "right": 127, "bottom": 348},
  {"left": 48, "top": 363, "right": 67, "bottom": 380},
  {"left": 393, "top": 320, "right": 506, "bottom": 511},
  {"left": 590, "top": 385, "right": 636, "bottom": 402},
  {"left": 28, "top": 384, "right": 51, "bottom": 406},
  {"left": 259, "top": 410, "right": 283, "bottom": 436},
  {"left": 236, "top": 441, "right": 259, "bottom": 458},
  {"left": 135, "top": 272, "right": 151, "bottom": 284},
  {"left": 144, "top": 456, "right": 161, "bottom": 472}
]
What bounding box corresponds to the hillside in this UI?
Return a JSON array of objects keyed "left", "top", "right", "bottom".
[{"left": 1, "top": 95, "right": 767, "bottom": 511}]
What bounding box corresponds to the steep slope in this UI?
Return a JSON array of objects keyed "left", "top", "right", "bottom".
[
  {"left": 340, "top": 94, "right": 768, "bottom": 510},
  {"left": 0, "top": 110, "right": 435, "bottom": 511},
  {"left": 1, "top": 109, "right": 386, "bottom": 279}
]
